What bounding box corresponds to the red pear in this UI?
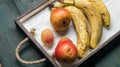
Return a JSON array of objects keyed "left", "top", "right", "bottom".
[
  {"left": 50, "top": 8, "right": 71, "bottom": 31},
  {"left": 55, "top": 38, "right": 78, "bottom": 63}
]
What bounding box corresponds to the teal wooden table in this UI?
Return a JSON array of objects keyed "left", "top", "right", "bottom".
[{"left": 0, "top": 0, "right": 120, "bottom": 67}]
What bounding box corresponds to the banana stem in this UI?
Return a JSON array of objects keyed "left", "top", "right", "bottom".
[
  {"left": 54, "top": 3, "right": 68, "bottom": 8},
  {"left": 63, "top": 0, "right": 74, "bottom": 5}
]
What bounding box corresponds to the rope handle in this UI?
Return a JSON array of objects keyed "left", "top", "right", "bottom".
[
  {"left": 0, "top": 63, "right": 2, "bottom": 67},
  {"left": 15, "top": 28, "right": 46, "bottom": 64}
]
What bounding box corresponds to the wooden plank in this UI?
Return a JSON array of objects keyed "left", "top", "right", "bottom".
[
  {"left": 0, "top": 0, "right": 53, "bottom": 67},
  {"left": 15, "top": 0, "right": 59, "bottom": 67},
  {"left": 79, "top": 32, "right": 120, "bottom": 67},
  {"left": 13, "top": 0, "right": 48, "bottom": 14},
  {"left": 0, "top": 0, "right": 120, "bottom": 67},
  {"left": 15, "top": 0, "right": 120, "bottom": 66}
]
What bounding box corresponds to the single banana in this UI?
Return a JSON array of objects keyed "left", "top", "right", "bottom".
[
  {"left": 63, "top": 0, "right": 102, "bottom": 48},
  {"left": 65, "top": 6, "right": 89, "bottom": 58},
  {"left": 89, "top": 0, "right": 110, "bottom": 27}
]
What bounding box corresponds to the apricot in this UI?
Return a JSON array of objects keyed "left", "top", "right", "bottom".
[{"left": 41, "top": 29, "right": 54, "bottom": 47}]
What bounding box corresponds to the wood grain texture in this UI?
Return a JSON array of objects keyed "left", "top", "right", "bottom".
[
  {"left": 13, "top": 0, "right": 48, "bottom": 14},
  {"left": 0, "top": 0, "right": 120, "bottom": 67},
  {"left": 0, "top": 0, "right": 53, "bottom": 67}
]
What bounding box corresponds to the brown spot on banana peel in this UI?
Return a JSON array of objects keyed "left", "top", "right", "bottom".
[
  {"left": 65, "top": 6, "right": 89, "bottom": 58},
  {"left": 63, "top": 0, "right": 102, "bottom": 52},
  {"left": 74, "top": 0, "right": 103, "bottom": 49},
  {"left": 89, "top": 0, "right": 110, "bottom": 27}
]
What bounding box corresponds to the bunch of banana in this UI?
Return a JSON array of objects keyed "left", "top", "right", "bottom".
[
  {"left": 73, "top": 0, "right": 102, "bottom": 49},
  {"left": 54, "top": 0, "right": 110, "bottom": 57},
  {"left": 61, "top": 0, "right": 110, "bottom": 27}
]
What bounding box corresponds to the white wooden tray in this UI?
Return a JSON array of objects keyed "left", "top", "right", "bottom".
[{"left": 15, "top": 0, "right": 120, "bottom": 67}]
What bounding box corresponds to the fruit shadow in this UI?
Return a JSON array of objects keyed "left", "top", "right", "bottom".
[
  {"left": 54, "top": 28, "right": 69, "bottom": 36},
  {"left": 78, "top": 33, "right": 120, "bottom": 67}
]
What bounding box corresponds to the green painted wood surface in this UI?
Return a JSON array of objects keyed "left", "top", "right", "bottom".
[
  {"left": 13, "top": 0, "right": 48, "bottom": 14},
  {"left": 0, "top": 0, "right": 53, "bottom": 67},
  {"left": 0, "top": 0, "right": 120, "bottom": 67}
]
